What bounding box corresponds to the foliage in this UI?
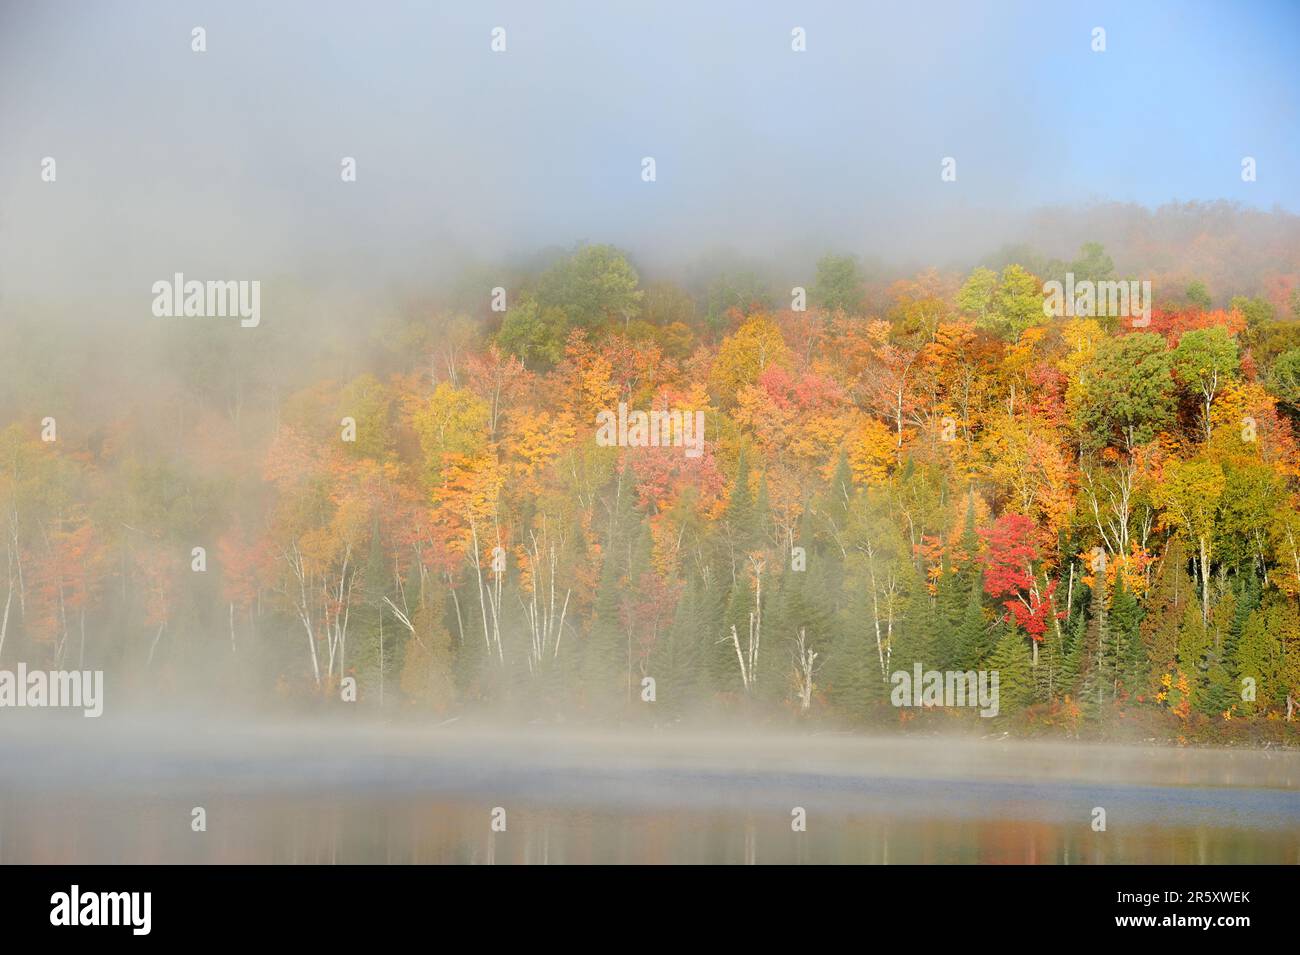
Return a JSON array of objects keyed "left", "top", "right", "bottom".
[{"left": 4, "top": 240, "right": 1300, "bottom": 738}]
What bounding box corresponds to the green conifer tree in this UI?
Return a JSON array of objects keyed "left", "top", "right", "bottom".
[{"left": 987, "top": 627, "right": 1034, "bottom": 717}]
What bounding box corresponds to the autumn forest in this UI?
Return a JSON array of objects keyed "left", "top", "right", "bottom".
[{"left": 4, "top": 203, "right": 1300, "bottom": 744}]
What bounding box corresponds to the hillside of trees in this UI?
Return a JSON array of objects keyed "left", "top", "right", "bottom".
[{"left": 4, "top": 215, "right": 1300, "bottom": 743}]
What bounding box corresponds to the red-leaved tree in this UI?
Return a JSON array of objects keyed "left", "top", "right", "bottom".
[{"left": 981, "top": 513, "right": 1060, "bottom": 665}]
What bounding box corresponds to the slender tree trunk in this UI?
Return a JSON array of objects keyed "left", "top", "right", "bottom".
[
  {"left": 0, "top": 576, "right": 11, "bottom": 664},
  {"left": 446, "top": 572, "right": 466, "bottom": 645},
  {"left": 727, "top": 624, "right": 750, "bottom": 691},
  {"left": 147, "top": 621, "right": 166, "bottom": 667},
  {"left": 1199, "top": 535, "right": 1210, "bottom": 623}
]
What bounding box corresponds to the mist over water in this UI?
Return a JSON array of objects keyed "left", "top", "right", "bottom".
[
  {"left": 1, "top": 1, "right": 1299, "bottom": 867},
  {"left": 1, "top": 720, "right": 1297, "bottom": 863}
]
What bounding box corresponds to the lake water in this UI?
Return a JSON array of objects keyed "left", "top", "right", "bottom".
[{"left": 1, "top": 720, "right": 1296, "bottom": 864}]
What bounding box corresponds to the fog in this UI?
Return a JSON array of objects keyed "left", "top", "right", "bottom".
[
  {"left": 3, "top": 0, "right": 1298, "bottom": 312},
  {"left": 2, "top": 718, "right": 1298, "bottom": 862},
  {"left": 2, "top": 2, "right": 1300, "bottom": 865}
]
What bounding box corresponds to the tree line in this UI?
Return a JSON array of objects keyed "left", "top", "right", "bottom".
[{"left": 3, "top": 239, "right": 1300, "bottom": 738}]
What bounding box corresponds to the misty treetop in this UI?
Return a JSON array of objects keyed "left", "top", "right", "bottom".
[{"left": 3, "top": 236, "right": 1300, "bottom": 741}]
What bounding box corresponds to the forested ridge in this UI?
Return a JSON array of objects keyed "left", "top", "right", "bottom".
[{"left": 4, "top": 211, "right": 1300, "bottom": 742}]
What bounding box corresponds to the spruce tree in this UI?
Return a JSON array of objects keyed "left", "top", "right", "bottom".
[
  {"left": 764, "top": 559, "right": 834, "bottom": 705},
  {"left": 957, "top": 570, "right": 992, "bottom": 667},
  {"left": 399, "top": 593, "right": 457, "bottom": 712},
  {"left": 1058, "top": 611, "right": 1087, "bottom": 699},
  {"left": 583, "top": 538, "right": 626, "bottom": 707},
  {"left": 1109, "top": 574, "right": 1144, "bottom": 699},
  {"left": 1140, "top": 538, "right": 1188, "bottom": 695},
  {"left": 932, "top": 556, "right": 964, "bottom": 668},
  {"left": 1200, "top": 648, "right": 1237, "bottom": 717},
  {"left": 1228, "top": 573, "right": 1260, "bottom": 662},
  {"left": 583, "top": 466, "right": 641, "bottom": 709},
  {"left": 1175, "top": 601, "right": 1212, "bottom": 709},
  {"left": 827, "top": 451, "right": 854, "bottom": 532},
  {"left": 1077, "top": 579, "right": 1111, "bottom": 712},
  {"left": 725, "top": 449, "right": 757, "bottom": 555},
  {"left": 651, "top": 571, "right": 704, "bottom": 712},
  {"left": 754, "top": 471, "right": 775, "bottom": 552},
  {"left": 987, "top": 627, "right": 1034, "bottom": 717},
  {"left": 895, "top": 589, "right": 939, "bottom": 672},
  {"left": 828, "top": 574, "right": 887, "bottom": 720},
  {"left": 1231, "top": 599, "right": 1286, "bottom": 715}
]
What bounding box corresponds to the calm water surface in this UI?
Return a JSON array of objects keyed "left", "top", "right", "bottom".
[{"left": 1, "top": 720, "right": 1296, "bottom": 864}]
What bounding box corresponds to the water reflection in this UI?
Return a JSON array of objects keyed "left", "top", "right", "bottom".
[
  {"left": 2, "top": 792, "right": 1296, "bottom": 864},
  {"left": 2, "top": 723, "right": 1297, "bottom": 864}
]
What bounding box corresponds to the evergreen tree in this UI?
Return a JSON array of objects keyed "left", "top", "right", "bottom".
[
  {"left": 1231, "top": 596, "right": 1293, "bottom": 715},
  {"left": 1200, "top": 647, "right": 1237, "bottom": 717},
  {"left": 724, "top": 449, "right": 757, "bottom": 556},
  {"left": 1077, "top": 579, "right": 1111, "bottom": 712},
  {"left": 765, "top": 559, "right": 834, "bottom": 704},
  {"left": 933, "top": 556, "right": 965, "bottom": 668},
  {"left": 754, "top": 471, "right": 775, "bottom": 551},
  {"left": 957, "top": 570, "right": 992, "bottom": 667},
  {"left": 1175, "top": 601, "right": 1213, "bottom": 709},
  {"left": 1228, "top": 573, "right": 1261, "bottom": 662},
  {"left": 1058, "top": 611, "right": 1087, "bottom": 699},
  {"left": 583, "top": 466, "right": 641, "bottom": 709},
  {"left": 896, "top": 589, "right": 939, "bottom": 671},
  {"left": 1140, "top": 539, "right": 1188, "bottom": 695},
  {"left": 1109, "top": 574, "right": 1144, "bottom": 699},
  {"left": 828, "top": 574, "right": 888, "bottom": 720},
  {"left": 988, "top": 627, "right": 1034, "bottom": 716},
  {"left": 827, "top": 451, "right": 854, "bottom": 530},
  {"left": 399, "top": 594, "right": 457, "bottom": 712},
  {"left": 1196, "top": 589, "right": 1239, "bottom": 716}
]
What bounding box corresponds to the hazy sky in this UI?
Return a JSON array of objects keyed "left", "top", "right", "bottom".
[{"left": 1, "top": 0, "right": 1297, "bottom": 304}]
